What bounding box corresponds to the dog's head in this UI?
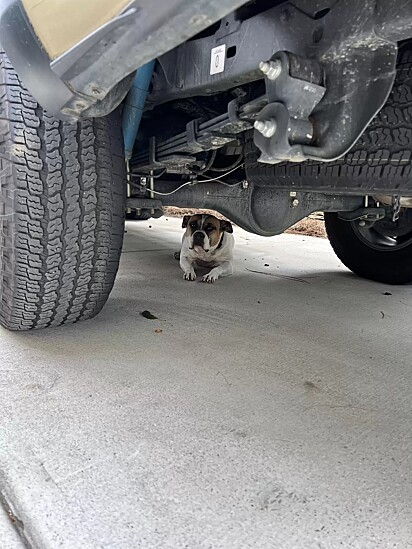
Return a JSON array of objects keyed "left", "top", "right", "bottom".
[{"left": 182, "top": 214, "right": 233, "bottom": 252}]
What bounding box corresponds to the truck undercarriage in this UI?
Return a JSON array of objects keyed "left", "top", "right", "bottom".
[{"left": 121, "top": 0, "right": 412, "bottom": 238}]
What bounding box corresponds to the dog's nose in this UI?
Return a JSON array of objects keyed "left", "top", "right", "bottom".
[{"left": 193, "top": 231, "right": 205, "bottom": 241}]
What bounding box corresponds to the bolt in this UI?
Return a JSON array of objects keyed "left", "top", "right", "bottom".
[
  {"left": 254, "top": 120, "right": 265, "bottom": 132},
  {"left": 291, "top": 198, "right": 299, "bottom": 208},
  {"left": 359, "top": 220, "right": 366, "bottom": 227},
  {"left": 254, "top": 119, "right": 277, "bottom": 138},
  {"left": 242, "top": 180, "right": 249, "bottom": 189},
  {"left": 74, "top": 100, "right": 87, "bottom": 111},
  {"left": 259, "top": 60, "right": 282, "bottom": 80}
]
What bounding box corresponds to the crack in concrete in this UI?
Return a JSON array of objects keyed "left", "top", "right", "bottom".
[{"left": 0, "top": 490, "right": 32, "bottom": 548}]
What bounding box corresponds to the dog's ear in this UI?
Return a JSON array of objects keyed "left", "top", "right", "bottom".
[
  {"left": 220, "top": 220, "right": 233, "bottom": 233},
  {"left": 182, "top": 215, "right": 191, "bottom": 228}
]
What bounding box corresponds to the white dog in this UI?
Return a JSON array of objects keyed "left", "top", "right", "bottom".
[{"left": 177, "top": 214, "right": 234, "bottom": 283}]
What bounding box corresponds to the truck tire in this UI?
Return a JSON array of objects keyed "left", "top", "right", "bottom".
[
  {"left": 0, "top": 50, "right": 125, "bottom": 330},
  {"left": 324, "top": 211, "right": 412, "bottom": 285}
]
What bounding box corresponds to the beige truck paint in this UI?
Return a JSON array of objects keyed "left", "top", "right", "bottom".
[{"left": 22, "top": 0, "right": 132, "bottom": 59}]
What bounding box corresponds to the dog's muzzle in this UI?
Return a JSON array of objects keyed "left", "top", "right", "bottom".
[
  {"left": 193, "top": 231, "right": 205, "bottom": 244},
  {"left": 192, "top": 231, "right": 209, "bottom": 251}
]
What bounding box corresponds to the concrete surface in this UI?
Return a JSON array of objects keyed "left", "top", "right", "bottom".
[{"left": 0, "top": 217, "right": 411, "bottom": 549}]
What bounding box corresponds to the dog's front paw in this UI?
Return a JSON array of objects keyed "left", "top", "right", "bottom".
[
  {"left": 183, "top": 270, "right": 196, "bottom": 281},
  {"left": 202, "top": 272, "right": 218, "bottom": 284}
]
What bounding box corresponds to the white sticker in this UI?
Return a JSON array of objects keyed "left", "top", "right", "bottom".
[{"left": 210, "top": 45, "right": 226, "bottom": 75}]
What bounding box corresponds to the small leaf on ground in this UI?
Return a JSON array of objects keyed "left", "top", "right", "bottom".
[{"left": 141, "top": 310, "right": 158, "bottom": 320}]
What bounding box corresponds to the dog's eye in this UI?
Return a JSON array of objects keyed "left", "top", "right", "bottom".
[
  {"left": 205, "top": 225, "right": 214, "bottom": 232},
  {"left": 190, "top": 222, "right": 197, "bottom": 229}
]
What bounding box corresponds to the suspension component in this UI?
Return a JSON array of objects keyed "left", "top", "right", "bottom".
[
  {"left": 392, "top": 195, "right": 401, "bottom": 222},
  {"left": 254, "top": 51, "right": 325, "bottom": 164}
]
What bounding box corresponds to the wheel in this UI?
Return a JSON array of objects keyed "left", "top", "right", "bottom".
[
  {"left": 126, "top": 209, "right": 151, "bottom": 220},
  {"left": 324, "top": 210, "right": 412, "bottom": 284},
  {"left": 0, "top": 50, "right": 125, "bottom": 331}
]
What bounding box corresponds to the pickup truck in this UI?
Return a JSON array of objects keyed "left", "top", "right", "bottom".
[{"left": 0, "top": 0, "right": 411, "bottom": 330}]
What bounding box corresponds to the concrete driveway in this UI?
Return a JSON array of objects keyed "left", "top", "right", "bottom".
[{"left": 0, "top": 217, "right": 411, "bottom": 549}]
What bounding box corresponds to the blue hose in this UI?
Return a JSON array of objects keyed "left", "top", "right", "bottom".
[{"left": 122, "top": 60, "right": 155, "bottom": 160}]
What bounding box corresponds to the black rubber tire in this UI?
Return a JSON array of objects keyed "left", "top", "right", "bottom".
[
  {"left": 126, "top": 209, "right": 151, "bottom": 220},
  {"left": 0, "top": 50, "right": 125, "bottom": 330},
  {"left": 324, "top": 212, "right": 412, "bottom": 284},
  {"left": 245, "top": 44, "right": 412, "bottom": 195}
]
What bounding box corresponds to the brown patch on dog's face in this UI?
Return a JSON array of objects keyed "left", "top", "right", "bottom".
[
  {"left": 184, "top": 214, "right": 202, "bottom": 233},
  {"left": 203, "top": 216, "right": 222, "bottom": 247},
  {"left": 182, "top": 215, "right": 196, "bottom": 228}
]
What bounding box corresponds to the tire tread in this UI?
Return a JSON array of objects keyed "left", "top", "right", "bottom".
[{"left": 0, "top": 50, "right": 125, "bottom": 330}]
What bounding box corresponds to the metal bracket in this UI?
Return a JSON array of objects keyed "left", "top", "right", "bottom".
[
  {"left": 186, "top": 120, "right": 203, "bottom": 151},
  {"left": 254, "top": 51, "right": 326, "bottom": 164},
  {"left": 264, "top": 51, "right": 325, "bottom": 117},
  {"left": 126, "top": 197, "right": 164, "bottom": 218},
  {"left": 301, "top": 0, "right": 397, "bottom": 161},
  {"left": 148, "top": 137, "right": 166, "bottom": 169},
  {"left": 338, "top": 207, "right": 386, "bottom": 223}
]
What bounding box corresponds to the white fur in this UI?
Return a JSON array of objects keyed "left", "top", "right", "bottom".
[{"left": 180, "top": 226, "right": 234, "bottom": 283}]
